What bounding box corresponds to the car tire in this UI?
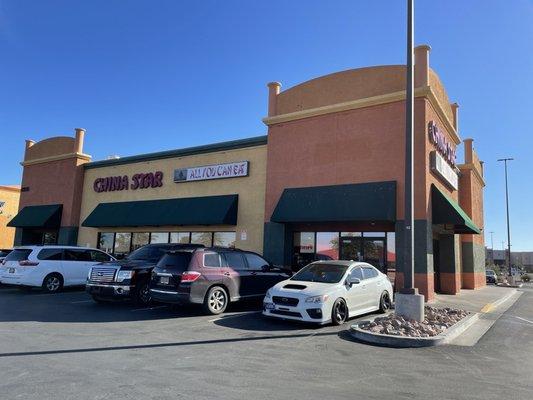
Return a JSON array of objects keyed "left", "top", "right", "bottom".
[
  {"left": 203, "top": 286, "right": 228, "bottom": 315},
  {"left": 331, "top": 298, "right": 348, "bottom": 325},
  {"left": 378, "top": 291, "right": 392, "bottom": 313},
  {"left": 134, "top": 281, "right": 152, "bottom": 306},
  {"left": 42, "top": 273, "right": 63, "bottom": 293}
]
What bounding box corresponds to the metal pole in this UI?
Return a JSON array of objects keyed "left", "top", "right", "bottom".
[
  {"left": 403, "top": 0, "right": 415, "bottom": 292},
  {"left": 497, "top": 158, "right": 513, "bottom": 278},
  {"left": 489, "top": 231, "right": 494, "bottom": 264}
]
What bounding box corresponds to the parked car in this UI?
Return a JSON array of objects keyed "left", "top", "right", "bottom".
[
  {"left": 149, "top": 247, "right": 291, "bottom": 314},
  {"left": 0, "top": 249, "right": 12, "bottom": 263},
  {"left": 0, "top": 246, "right": 115, "bottom": 293},
  {"left": 486, "top": 269, "right": 498, "bottom": 284},
  {"left": 263, "top": 260, "right": 393, "bottom": 325},
  {"left": 86, "top": 243, "right": 204, "bottom": 305}
]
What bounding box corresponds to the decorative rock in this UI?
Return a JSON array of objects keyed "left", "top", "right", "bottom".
[{"left": 359, "top": 306, "right": 470, "bottom": 338}]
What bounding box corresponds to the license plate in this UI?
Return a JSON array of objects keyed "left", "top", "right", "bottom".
[
  {"left": 160, "top": 276, "right": 169, "bottom": 285},
  {"left": 8, "top": 268, "right": 15, "bottom": 274},
  {"left": 265, "top": 303, "right": 275, "bottom": 310}
]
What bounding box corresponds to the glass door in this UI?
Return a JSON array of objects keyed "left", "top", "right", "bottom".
[
  {"left": 339, "top": 236, "right": 363, "bottom": 261},
  {"left": 363, "top": 239, "right": 386, "bottom": 271}
]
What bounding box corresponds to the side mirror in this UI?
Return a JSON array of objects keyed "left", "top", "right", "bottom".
[
  {"left": 261, "top": 264, "right": 272, "bottom": 272},
  {"left": 347, "top": 277, "right": 361, "bottom": 286}
]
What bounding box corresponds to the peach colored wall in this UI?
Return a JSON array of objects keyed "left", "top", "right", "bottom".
[
  {"left": 265, "top": 98, "right": 428, "bottom": 222},
  {"left": 24, "top": 137, "right": 76, "bottom": 161},
  {"left": 19, "top": 157, "right": 87, "bottom": 227},
  {"left": 0, "top": 187, "right": 21, "bottom": 247}
]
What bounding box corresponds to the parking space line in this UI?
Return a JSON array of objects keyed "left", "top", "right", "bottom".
[
  {"left": 70, "top": 300, "right": 93, "bottom": 304},
  {"left": 208, "top": 311, "right": 260, "bottom": 322},
  {"left": 131, "top": 305, "right": 168, "bottom": 312},
  {"left": 514, "top": 316, "right": 533, "bottom": 325}
]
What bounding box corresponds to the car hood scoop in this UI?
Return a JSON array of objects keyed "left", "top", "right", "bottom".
[{"left": 282, "top": 284, "right": 307, "bottom": 290}]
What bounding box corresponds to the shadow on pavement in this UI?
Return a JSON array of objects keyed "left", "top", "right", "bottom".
[{"left": 0, "top": 331, "right": 341, "bottom": 359}]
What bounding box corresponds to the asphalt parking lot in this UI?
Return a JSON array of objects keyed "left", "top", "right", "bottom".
[{"left": 0, "top": 285, "right": 531, "bottom": 400}]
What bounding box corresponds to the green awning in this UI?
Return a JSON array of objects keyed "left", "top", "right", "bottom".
[
  {"left": 271, "top": 181, "right": 396, "bottom": 223},
  {"left": 7, "top": 204, "right": 62, "bottom": 228},
  {"left": 431, "top": 185, "right": 480, "bottom": 234},
  {"left": 82, "top": 195, "right": 238, "bottom": 227}
]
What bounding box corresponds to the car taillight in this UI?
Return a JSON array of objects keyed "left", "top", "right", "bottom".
[
  {"left": 181, "top": 271, "right": 201, "bottom": 283},
  {"left": 19, "top": 260, "right": 39, "bottom": 267}
]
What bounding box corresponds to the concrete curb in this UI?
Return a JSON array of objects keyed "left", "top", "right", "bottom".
[
  {"left": 480, "top": 289, "right": 517, "bottom": 313},
  {"left": 349, "top": 312, "right": 480, "bottom": 348}
]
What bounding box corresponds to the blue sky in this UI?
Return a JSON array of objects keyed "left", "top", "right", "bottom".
[{"left": 1, "top": 0, "right": 532, "bottom": 251}]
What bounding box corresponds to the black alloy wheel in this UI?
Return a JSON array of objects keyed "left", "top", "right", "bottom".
[
  {"left": 135, "top": 282, "right": 152, "bottom": 306},
  {"left": 331, "top": 298, "right": 348, "bottom": 325},
  {"left": 379, "top": 291, "right": 392, "bottom": 313},
  {"left": 203, "top": 286, "right": 228, "bottom": 315}
]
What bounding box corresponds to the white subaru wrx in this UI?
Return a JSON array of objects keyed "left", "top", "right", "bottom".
[{"left": 263, "top": 261, "right": 393, "bottom": 325}]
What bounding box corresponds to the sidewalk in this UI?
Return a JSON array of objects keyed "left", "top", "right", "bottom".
[
  {"left": 431, "top": 285, "right": 518, "bottom": 313},
  {"left": 432, "top": 285, "right": 523, "bottom": 346}
]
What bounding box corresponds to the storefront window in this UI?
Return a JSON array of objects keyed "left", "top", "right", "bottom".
[
  {"left": 131, "top": 232, "right": 150, "bottom": 251},
  {"left": 386, "top": 232, "right": 396, "bottom": 271},
  {"left": 341, "top": 232, "right": 362, "bottom": 237},
  {"left": 170, "top": 232, "right": 190, "bottom": 244},
  {"left": 98, "top": 232, "right": 114, "bottom": 254},
  {"left": 213, "top": 232, "right": 236, "bottom": 248},
  {"left": 114, "top": 232, "right": 132, "bottom": 257},
  {"left": 150, "top": 232, "right": 169, "bottom": 244},
  {"left": 191, "top": 232, "right": 213, "bottom": 247},
  {"left": 316, "top": 232, "right": 339, "bottom": 260},
  {"left": 293, "top": 232, "right": 315, "bottom": 270}
]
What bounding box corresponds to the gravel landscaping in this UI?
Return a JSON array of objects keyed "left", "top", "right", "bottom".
[{"left": 359, "top": 306, "right": 470, "bottom": 337}]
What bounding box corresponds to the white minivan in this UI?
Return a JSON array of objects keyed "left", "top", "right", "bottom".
[{"left": 0, "top": 246, "right": 115, "bottom": 293}]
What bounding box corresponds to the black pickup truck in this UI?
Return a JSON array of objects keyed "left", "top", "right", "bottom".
[{"left": 86, "top": 243, "right": 203, "bottom": 305}]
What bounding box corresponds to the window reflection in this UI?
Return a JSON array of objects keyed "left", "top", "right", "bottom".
[{"left": 170, "top": 232, "right": 190, "bottom": 244}]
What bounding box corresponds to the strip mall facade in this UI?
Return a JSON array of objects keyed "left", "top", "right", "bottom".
[{"left": 9, "top": 45, "right": 486, "bottom": 301}]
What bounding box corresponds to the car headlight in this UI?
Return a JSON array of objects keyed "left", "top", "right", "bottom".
[
  {"left": 116, "top": 270, "right": 134, "bottom": 282},
  {"left": 264, "top": 288, "right": 273, "bottom": 300},
  {"left": 305, "top": 294, "right": 329, "bottom": 304}
]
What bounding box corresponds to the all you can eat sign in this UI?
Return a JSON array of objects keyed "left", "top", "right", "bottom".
[{"left": 174, "top": 161, "right": 249, "bottom": 183}]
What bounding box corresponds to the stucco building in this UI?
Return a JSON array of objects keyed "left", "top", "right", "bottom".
[
  {"left": 0, "top": 185, "right": 21, "bottom": 248},
  {"left": 8, "top": 44, "right": 486, "bottom": 301}
]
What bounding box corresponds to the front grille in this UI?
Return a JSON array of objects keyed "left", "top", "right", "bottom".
[
  {"left": 271, "top": 310, "right": 302, "bottom": 318},
  {"left": 272, "top": 296, "right": 299, "bottom": 307},
  {"left": 90, "top": 267, "right": 116, "bottom": 283}
]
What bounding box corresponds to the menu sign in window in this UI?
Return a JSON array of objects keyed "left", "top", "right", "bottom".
[{"left": 174, "top": 161, "right": 249, "bottom": 183}]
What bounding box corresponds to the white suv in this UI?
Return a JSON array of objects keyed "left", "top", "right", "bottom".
[{"left": 0, "top": 246, "right": 115, "bottom": 293}]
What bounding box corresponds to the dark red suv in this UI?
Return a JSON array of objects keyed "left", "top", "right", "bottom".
[{"left": 149, "top": 247, "right": 291, "bottom": 314}]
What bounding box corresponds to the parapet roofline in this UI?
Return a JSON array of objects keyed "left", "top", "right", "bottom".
[{"left": 84, "top": 135, "right": 268, "bottom": 170}]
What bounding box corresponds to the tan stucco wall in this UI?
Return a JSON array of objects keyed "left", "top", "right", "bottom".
[
  {"left": 0, "top": 186, "right": 21, "bottom": 248},
  {"left": 78, "top": 145, "right": 267, "bottom": 253}
]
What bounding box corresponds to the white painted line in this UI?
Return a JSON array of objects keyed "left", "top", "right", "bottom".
[
  {"left": 131, "top": 305, "right": 168, "bottom": 312},
  {"left": 70, "top": 300, "right": 93, "bottom": 304},
  {"left": 209, "top": 311, "right": 260, "bottom": 323},
  {"left": 514, "top": 316, "right": 533, "bottom": 325}
]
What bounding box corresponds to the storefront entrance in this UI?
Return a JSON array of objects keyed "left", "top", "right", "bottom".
[
  {"left": 339, "top": 236, "right": 386, "bottom": 270},
  {"left": 293, "top": 231, "right": 392, "bottom": 273}
]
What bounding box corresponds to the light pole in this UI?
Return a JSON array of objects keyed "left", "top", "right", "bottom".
[
  {"left": 489, "top": 231, "right": 494, "bottom": 265},
  {"left": 395, "top": 0, "right": 424, "bottom": 322},
  {"left": 497, "top": 158, "right": 513, "bottom": 282}
]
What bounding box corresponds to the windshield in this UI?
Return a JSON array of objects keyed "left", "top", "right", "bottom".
[
  {"left": 156, "top": 252, "right": 192, "bottom": 273},
  {"left": 4, "top": 249, "right": 32, "bottom": 262},
  {"left": 291, "top": 263, "right": 348, "bottom": 284},
  {"left": 126, "top": 246, "right": 165, "bottom": 261}
]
